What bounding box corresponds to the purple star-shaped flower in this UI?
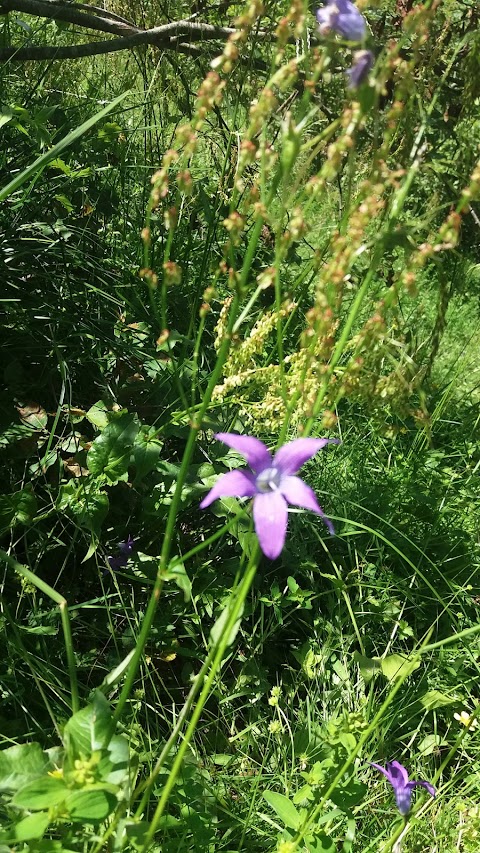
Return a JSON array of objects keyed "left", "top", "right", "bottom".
[
  {"left": 370, "top": 760, "right": 436, "bottom": 816},
  {"left": 346, "top": 49, "right": 374, "bottom": 89},
  {"left": 316, "top": 0, "right": 367, "bottom": 42},
  {"left": 200, "top": 433, "right": 339, "bottom": 560},
  {"left": 107, "top": 535, "right": 136, "bottom": 571}
]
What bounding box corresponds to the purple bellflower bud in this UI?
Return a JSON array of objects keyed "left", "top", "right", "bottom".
[
  {"left": 346, "top": 49, "right": 374, "bottom": 89},
  {"left": 370, "top": 760, "right": 436, "bottom": 816},
  {"left": 316, "top": 0, "right": 367, "bottom": 42}
]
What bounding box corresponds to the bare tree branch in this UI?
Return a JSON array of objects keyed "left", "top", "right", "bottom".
[
  {"left": 0, "top": 1, "right": 285, "bottom": 63},
  {"left": 0, "top": 0, "right": 140, "bottom": 35}
]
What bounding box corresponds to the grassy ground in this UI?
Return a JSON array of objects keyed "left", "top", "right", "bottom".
[{"left": 1, "top": 1, "right": 480, "bottom": 851}]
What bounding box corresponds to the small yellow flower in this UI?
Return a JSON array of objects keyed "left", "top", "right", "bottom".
[{"left": 454, "top": 710, "right": 479, "bottom": 731}]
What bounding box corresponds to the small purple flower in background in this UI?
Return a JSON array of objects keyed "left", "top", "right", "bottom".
[
  {"left": 370, "top": 760, "right": 436, "bottom": 816},
  {"left": 200, "top": 433, "right": 339, "bottom": 560},
  {"left": 316, "top": 0, "right": 367, "bottom": 42},
  {"left": 107, "top": 535, "right": 136, "bottom": 571},
  {"left": 346, "top": 49, "right": 374, "bottom": 89}
]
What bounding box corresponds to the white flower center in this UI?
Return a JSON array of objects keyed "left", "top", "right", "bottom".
[{"left": 256, "top": 467, "right": 282, "bottom": 493}]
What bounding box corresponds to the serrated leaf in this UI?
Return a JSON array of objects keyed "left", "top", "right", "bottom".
[
  {"left": 263, "top": 790, "right": 301, "bottom": 830},
  {"left": 87, "top": 412, "right": 139, "bottom": 483}
]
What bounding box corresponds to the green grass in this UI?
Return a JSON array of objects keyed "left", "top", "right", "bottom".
[{"left": 1, "top": 0, "right": 480, "bottom": 850}]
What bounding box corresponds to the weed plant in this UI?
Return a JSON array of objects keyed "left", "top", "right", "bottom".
[{"left": 0, "top": 1, "right": 480, "bottom": 851}]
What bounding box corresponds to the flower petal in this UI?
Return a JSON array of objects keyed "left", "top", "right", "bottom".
[
  {"left": 394, "top": 785, "right": 412, "bottom": 816},
  {"left": 200, "top": 470, "right": 256, "bottom": 508},
  {"left": 280, "top": 475, "right": 335, "bottom": 534},
  {"left": 370, "top": 762, "right": 392, "bottom": 782},
  {"left": 409, "top": 779, "right": 436, "bottom": 799},
  {"left": 273, "top": 438, "right": 339, "bottom": 476},
  {"left": 387, "top": 761, "right": 410, "bottom": 787},
  {"left": 253, "top": 491, "right": 288, "bottom": 560},
  {"left": 214, "top": 433, "right": 272, "bottom": 472}
]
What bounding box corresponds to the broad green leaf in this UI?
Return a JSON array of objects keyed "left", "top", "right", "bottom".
[
  {"left": 0, "top": 488, "right": 37, "bottom": 534},
  {"left": 87, "top": 412, "right": 139, "bottom": 483},
  {"left": 86, "top": 400, "right": 109, "bottom": 429},
  {"left": 63, "top": 692, "right": 111, "bottom": 759},
  {"left": 263, "top": 791, "right": 301, "bottom": 830},
  {"left": 0, "top": 91, "right": 129, "bottom": 202},
  {"left": 64, "top": 787, "right": 117, "bottom": 823},
  {"left": 380, "top": 654, "right": 420, "bottom": 682},
  {"left": 12, "top": 776, "right": 68, "bottom": 810},
  {"left": 306, "top": 834, "right": 336, "bottom": 853},
  {"left": 419, "top": 690, "right": 456, "bottom": 710},
  {"left": 163, "top": 557, "right": 191, "bottom": 601},
  {"left": 10, "top": 811, "right": 50, "bottom": 841},
  {"left": 56, "top": 480, "right": 108, "bottom": 538},
  {"left": 352, "top": 651, "right": 381, "bottom": 683},
  {"left": 418, "top": 734, "right": 448, "bottom": 756},
  {"left": 16, "top": 401, "right": 48, "bottom": 430},
  {"left": 0, "top": 743, "right": 50, "bottom": 792},
  {"left": 209, "top": 599, "right": 244, "bottom": 649},
  {"left": 132, "top": 426, "right": 162, "bottom": 483}
]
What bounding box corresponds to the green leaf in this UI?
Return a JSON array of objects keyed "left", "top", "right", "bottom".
[
  {"left": 87, "top": 412, "right": 140, "bottom": 483},
  {"left": 132, "top": 426, "right": 162, "bottom": 483},
  {"left": 209, "top": 599, "right": 244, "bottom": 649},
  {"left": 12, "top": 776, "right": 68, "bottom": 810},
  {"left": 352, "top": 651, "right": 380, "bottom": 684},
  {"left": 64, "top": 787, "right": 117, "bottom": 823},
  {"left": 57, "top": 480, "right": 108, "bottom": 539},
  {"left": 163, "top": 557, "right": 191, "bottom": 601},
  {"left": 0, "top": 91, "right": 130, "bottom": 202},
  {"left": 63, "top": 692, "right": 111, "bottom": 760},
  {"left": 380, "top": 654, "right": 420, "bottom": 682},
  {"left": 306, "top": 835, "right": 336, "bottom": 853},
  {"left": 263, "top": 791, "right": 301, "bottom": 830},
  {"left": 10, "top": 811, "right": 50, "bottom": 841},
  {"left": 0, "top": 743, "right": 51, "bottom": 792},
  {"left": 419, "top": 690, "right": 456, "bottom": 710},
  {"left": 0, "top": 488, "right": 37, "bottom": 534},
  {"left": 16, "top": 401, "right": 48, "bottom": 430},
  {"left": 418, "top": 734, "right": 448, "bottom": 756},
  {"left": 86, "top": 400, "right": 110, "bottom": 429}
]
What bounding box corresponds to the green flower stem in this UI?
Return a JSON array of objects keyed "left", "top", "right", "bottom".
[
  {"left": 109, "top": 184, "right": 274, "bottom": 736},
  {"left": 0, "top": 549, "right": 79, "bottom": 714},
  {"left": 139, "top": 551, "right": 260, "bottom": 851}
]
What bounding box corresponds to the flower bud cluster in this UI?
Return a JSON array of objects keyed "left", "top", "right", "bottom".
[{"left": 194, "top": 71, "right": 226, "bottom": 129}]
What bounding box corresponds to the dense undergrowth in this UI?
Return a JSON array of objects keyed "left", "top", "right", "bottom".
[{"left": 1, "top": 1, "right": 480, "bottom": 851}]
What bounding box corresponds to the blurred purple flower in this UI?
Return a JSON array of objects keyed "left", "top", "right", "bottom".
[
  {"left": 316, "top": 0, "right": 367, "bottom": 42},
  {"left": 200, "top": 433, "right": 339, "bottom": 560},
  {"left": 346, "top": 49, "right": 374, "bottom": 89},
  {"left": 370, "top": 760, "right": 436, "bottom": 816},
  {"left": 107, "top": 535, "right": 135, "bottom": 571}
]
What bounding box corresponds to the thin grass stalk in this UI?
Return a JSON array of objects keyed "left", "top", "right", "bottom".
[{"left": 0, "top": 549, "right": 79, "bottom": 713}]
